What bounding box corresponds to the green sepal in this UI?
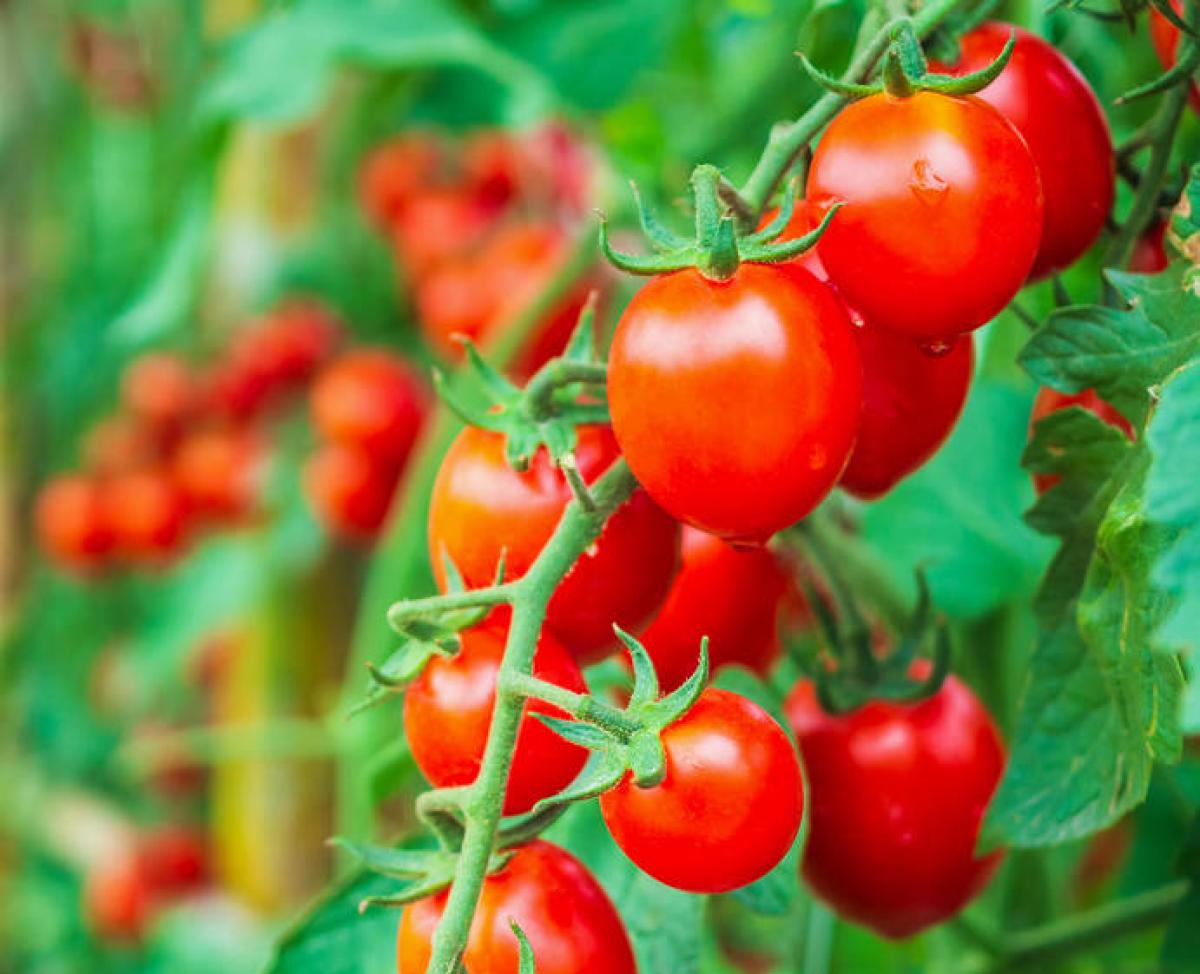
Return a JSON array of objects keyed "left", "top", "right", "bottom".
[
  {"left": 529, "top": 749, "right": 627, "bottom": 813},
  {"left": 797, "top": 53, "right": 877, "bottom": 98},
  {"left": 740, "top": 203, "right": 841, "bottom": 265},
  {"left": 630, "top": 181, "right": 691, "bottom": 253},
  {"left": 741, "top": 182, "right": 798, "bottom": 247},
  {"left": 351, "top": 847, "right": 516, "bottom": 912},
  {"left": 620, "top": 624, "right": 660, "bottom": 709},
  {"left": 513, "top": 923, "right": 537, "bottom": 974},
  {"left": 533, "top": 714, "right": 615, "bottom": 750},
  {"left": 1117, "top": 45, "right": 1200, "bottom": 104},
  {"left": 598, "top": 215, "right": 698, "bottom": 276},
  {"left": 1150, "top": 0, "right": 1197, "bottom": 38},
  {"left": 350, "top": 636, "right": 458, "bottom": 717},
  {"left": 330, "top": 838, "right": 448, "bottom": 879},
  {"left": 642, "top": 636, "right": 710, "bottom": 727},
  {"left": 628, "top": 730, "right": 667, "bottom": 787},
  {"left": 918, "top": 30, "right": 1015, "bottom": 96}
]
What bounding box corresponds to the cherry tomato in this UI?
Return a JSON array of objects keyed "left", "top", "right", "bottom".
[
  {"left": 1150, "top": 0, "right": 1200, "bottom": 114},
  {"left": 358, "top": 134, "right": 444, "bottom": 230},
  {"left": 35, "top": 475, "right": 114, "bottom": 575},
  {"left": 122, "top": 352, "right": 199, "bottom": 435},
  {"left": 404, "top": 617, "right": 587, "bottom": 815},
  {"left": 806, "top": 91, "right": 1043, "bottom": 341},
  {"left": 84, "top": 852, "right": 153, "bottom": 943},
  {"left": 84, "top": 416, "right": 158, "bottom": 476},
  {"left": 303, "top": 444, "right": 398, "bottom": 542},
  {"left": 1130, "top": 221, "right": 1169, "bottom": 273},
  {"left": 393, "top": 187, "right": 496, "bottom": 274},
  {"left": 227, "top": 300, "right": 342, "bottom": 409},
  {"left": 1029, "top": 387, "right": 1135, "bottom": 493},
  {"left": 138, "top": 826, "right": 208, "bottom": 897},
  {"left": 599, "top": 688, "right": 804, "bottom": 893},
  {"left": 461, "top": 130, "right": 525, "bottom": 211},
  {"left": 785, "top": 675, "right": 1006, "bottom": 938},
  {"left": 398, "top": 840, "right": 636, "bottom": 974},
  {"left": 171, "top": 426, "right": 262, "bottom": 523},
  {"left": 428, "top": 425, "right": 679, "bottom": 664},
  {"left": 310, "top": 349, "right": 427, "bottom": 465},
  {"left": 641, "top": 526, "right": 788, "bottom": 692},
  {"left": 608, "top": 263, "right": 861, "bottom": 544},
  {"left": 936, "top": 23, "right": 1114, "bottom": 279},
  {"left": 102, "top": 469, "right": 190, "bottom": 564}
]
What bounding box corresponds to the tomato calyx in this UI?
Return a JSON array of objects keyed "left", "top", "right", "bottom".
[{"left": 600, "top": 165, "right": 839, "bottom": 282}]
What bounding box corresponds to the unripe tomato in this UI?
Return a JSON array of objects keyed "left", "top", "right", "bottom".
[
  {"left": 935, "top": 23, "right": 1114, "bottom": 279},
  {"left": 35, "top": 475, "right": 114, "bottom": 575},
  {"left": 428, "top": 425, "right": 679, "bottom": 664},
  {"left": 1029, "top": 387, "right": 1135, "bottom": 493},
  {"left": 398, "top": 840, "right": 636, "bottom": 974},
  {"left": 404, "top": 617, "right": 588, "bottom": 815},
  {"left": 1150, "top": 0, "right": 1200, "bottom": 113},
  {"left": 1130, "top": 221, "right": 1169, "bottom": 273},
  {"left": 122, "top": 352, "right": 199, "bottom": 434},
  {"left": 171, "top": 427, "right": 262, "bottom": 523},
  {"left": 599, "top": 688, "right": 804, "bottom": 893},
  {"left": 138, "top": 826, "right": 208, "bottom": 897},
  {"left": 785, "top": 675, "right": 1006, "bottom": 938},
  {"left": 310, "top": 349, "right": 427, "bottom": 465},
  {"left": 84, "top": 852, "right": 153, "bottom": 943},
  {"left": 102, "top": 469, "right": 190, "bottom": 564},
  {"left": 303, "top": 444, "right": 398, "bottom": 542},
  {"left": 641, "top": 526, "right": 788, "bottom": 692},
  {"left": 358, "top": 134, "right": 444, "bottom": 229},
  {"left": 841, "top": 327, "right": 974, "bottom": 498},
  {"left": 807, "top": 91, "right": 1043, "bottom": 341},
  {"left": 608, "top": 264, "right": 861, "bottom": 544}
]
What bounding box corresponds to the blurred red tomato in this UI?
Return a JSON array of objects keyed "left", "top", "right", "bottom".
[
  {"left": 172, "top": 427, "right": 263, "bottom": 523},
  {"left": 122, "top": 353, "right": 199, "bottom": 435},
  {"left": 102, "top": 469, "right": 191, "bottom": 564},
  {"left": 358, "top": 134, "right": 444, "bottom": 229},
  {"left": 84, "top": 416, "right": 158, "bottom": 476},
  {"left": 35, "top": 475, "right": 114, "bottom": 575},
  {"left": 303, "top": 443, "right": 398, "bottom": 542},
  {"left": 139, "top": 826, "right": 208, "bottom": 896},
  {"left": 84, "top": 852, "right": 153, "bottom": 943}
]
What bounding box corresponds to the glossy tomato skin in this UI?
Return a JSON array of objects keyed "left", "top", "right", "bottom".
[
  {"left": 608, "top": 264, "right": 861, "bottom": 544},
  {"left": 641, "top": 526, "right": 788, "bottom": 692},
  {"left": 428, "top": 425, "right": 679, "bottom": 664},
  {"left": 36, "top": 475, "right": 114, "bottom": 575},
  {"left": 1029, "top": 387, "right": 1135, "bottom": 493},
  {"left": 599, "top": 688, "right": 804, "bottom": 893},
  {"left": 841, "top": 328, "right": 974, "bottom": 498},
  {"left": 397, "top": 840, "right": 636, "bottom": 974},
  {"left": 937, "top": 23, "right": 1114, "bottom": 279},
  {"left": 1150, "top": 1, "right": 1200, "bottom": 113},
  {"left": 806, "top": 91, "right": 1043, "bottom": 341},
  {"left": 102, "top": 469, "right": 190, "bottom": 564},
  {"left": 310, "top": 349, "right": 427, "bottom": 464},
  {"left": 785, "top": 676, "right": 1006, "bottom": 938},
  {"left": 404, "top": 618, "right": 587, "bottom": 815},
  {"left": 303, "top": 444, "right": 398, "bottom": 542}
]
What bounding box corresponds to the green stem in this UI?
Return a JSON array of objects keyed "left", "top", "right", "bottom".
[
  {"left": 503, "top": 670, "right": 641, "bottom": 739},
  {"left": 738, "top": 0, "right": 961, "bottom": 214},
  {"left": 386, "top": 585, "right": 513, "bottom": 631},
  {"left": 423, "top": 461, "right": 638, "bottom": 974},
  {"left": 522, "top": 360, "right": 608, "bottom": 419}
]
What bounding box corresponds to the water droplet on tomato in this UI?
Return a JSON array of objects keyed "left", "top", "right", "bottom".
[
  {"left": 909, "top": 158, "right": 948, "bottom": 206},
  {"left": 921, "top": 338, "right": 953, "bottom": 357}
]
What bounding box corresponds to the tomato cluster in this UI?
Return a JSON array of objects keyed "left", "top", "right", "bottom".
[
  {"left": 34, "top": 300, "right": 341, "bottom": 576},
  {"left": 359, "top": 125, "right": 599, "bottom": 377}
]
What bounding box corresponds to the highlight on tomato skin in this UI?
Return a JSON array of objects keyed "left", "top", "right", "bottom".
[{"left": 1028, "top": 387, "right": 1136, "bottom": 493}]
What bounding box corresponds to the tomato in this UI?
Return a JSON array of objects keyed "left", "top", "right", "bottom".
[
  {"left": 640, "top": 526, "right": 788, "bottom": 692},
  {"left": 1150, "top": 0, "right": 1200, "bottom": 114},
  {"left": 310, "top": 349, "right": 427, "bottom": 464},
  {"left": 599, "top": 688, "right": 804, "bottom": 893},
  {"left": 130, "top": 721, "right": 207, "bottom": 797},
  {"left": 122, "top": 352, "right": 199, "bottom": 435},
  {"left": 84, "top": 853, "right": 153, "bottom": 943},
  {"left": 138, "top": 826, "right": 208, "bottom": 897},
  {"left": 35, "top": 475, "right": 113, "bottom": 575},
  {"left": 393, "top": 187, "right": 496, "bottom": 274},
  {"left": 227, "top": 300, "right": 342, "bottom": 408},
  {"left": 428, "top": 424, "right": 679, "bottom": 664},
  {"left": 806, "top": 91, "right": 1043, "bottom": 341},
  {"left": 404, "top": 617, "right": 587, "bottom": 815},
  {"left": 172, "top": 427, "right": 262, "bottom": 523},
  {"left": 461, "top": 130, "right": 525, "bottom": 211},
  {"left": 1130, "top": 221, "right": 1169, "bottom": 273},
  {"left": 398, "top": 840, "right": 636, "bottom": 974},
  {"left": 303, "top": 444, "right": 398, "bottom": 542},
  {"left": 358, "top": 134, "right": 444, "bottom": 230},
  {"left": 1029, "top": 387, "right": 1135, "bottom": 493},
  {"left": 785, "top": 675, "right": 1006, "bottom": 938},
  {"left": 84, "top": 416, "right": 158, "bottom": 476},
  {"left": 102, "top": 469, "right": 190, "bottom": 564},
  {"left": 935, "top": 23, "right": 1114, "bottom": 279},
  {"left": 608, "top": 264, "right": 861, "bottom": 544}
]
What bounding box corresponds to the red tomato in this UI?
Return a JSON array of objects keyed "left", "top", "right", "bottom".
[
  {"left": 358, "top": 134, "right": 444, "bottom": 229},
  {"left": 806, "top": 91, "right": 1043, "bottom": 341},
  {"left": 35, "top": 475, "right": 113, "bottom": 575},
  {"left": 404, "top": 617, "right": 587, "bottom": 815},
  {"left": 640, "top": 526, "right": 788, "bottom": 692},
  {"left": 841, "top": 327, "right": 974, "bottom": 498},
  {"left": 428, "top": 425, "right": 679, "bottom": 664},
  {"left": 102, "top": 469, "right": 190, "bottom": 564},
  {"left": 785, "top": 675, "right": 1006, "bottom": 938},
  {"left": 1130, "top": 221, "right": 1169, "bottom": 273},
  {"left": 393, "top": 187, "right": 496, "bottom": 274},
  {"left": 84, "top": 416, "right": 158, "bottom": 476},
  {"left": 227, "top": 300, "right": 342, "bottom": 407},
  {"left": 84, "top": 853, "right": 153, "bottom": 943},
  {"left": 138, "top": 826, "right": 208, "bottom": 897},
  {"left": 122, "top": 352, "right": 199, "bottom": 434},
  {"left": 1029, "top": 387, "right": 1135, "bottom": 493},
  {"left": 461, "top": 130, "right": 525, "bottom": 210},
  {"left": 935, "top": 23, "right": 1114, "bottom": 279},
  {"left": 310, "top": 349, "right": 427, "bottom": 464},
  {"left": 599, "top": 688, "right": 804, "bottom": 893},
  {"left": 303, "top": 444, "right": 398, "bottom": 542},
  {"left": 1150, "top": 0, "right": 1200, "bottom": 113},
  {"left": 398, "top": 840, "right": 636, "bottom": 974},
  {"left": 607, "top": 264, "right": 861, "bottom": 544},
  {"left": 171, "top": 427, "right": 262, "bottom": 523},
  {"left": 129, "top": 721, "right": 207, "bottom": 797}
]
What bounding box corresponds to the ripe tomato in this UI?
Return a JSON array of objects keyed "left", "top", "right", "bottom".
[
  {"left": 35, "top": 475, "right": 113, "bottom": 575},
  {"left": 1029, "top": 387, "right": 1135, "bottom": 493},
  {"left": 138, "top": 826, "right": 208, "bottom": 897},
  {"left": 785, "top": 675, "right": 1006, "bottom": 938},
  {"left": 641, "top": 526, "right": 788, "bottom": 692},
  {"left": 599, "top": 688, "right": 804, "bottom": 893},
  {"left": 84, "top": 416, "right": 158, "bottom": 476},
  {"left": 398, "top": 840, "right": 636, "bottom": 974},
  {"left": 358, "top": 134, "right": 443, "bottom": 230},
  {"left": 935, "top": 23, "right": 1114, "bottom": 279},
  {"left": 461, "top": 130, "right": 525, "bottom": 211},
  {"left": 806, "top": 91, "right": 1043, "bottom": 341},
  {"left": 841, "top": 327, "right": 974, "bottom": 498},
  {"left": 428, "top": 425, "right": 679, "bottom": 664},
  {"left": 84, "top": 852, "right": 153, "bottom": 943},
  {"left": 102, "top": 469, "right": 190, "bottom": 564},
  {"left": 393, "top": 187, "right": 496, "bottom": 275},
  {"left": 1130, "top": 221, "right": 1169, "bottom": 273},
  {"left": 303, "top": 444, "right": 398, "bottom": 542},
  {"left": 1150, "top": 0, "right": 1200, "bottom": 113},
  {"left": 227, "top": 300, "right": 342, "bottom": 407},
  {"left": 172, "top": 427, "right": 262, "bottom": 523},
  {"left": 310, "top": 349, "right": 427, "bottom": 464},
  {"left": 607, "top": 264, "right": 861, "bottom": 544},
  {"left": 122, "top": 352, "right": 199, "bottom": 434},
  {"left": 404, "top": 617, "right": 587, "bottom": 815}
]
